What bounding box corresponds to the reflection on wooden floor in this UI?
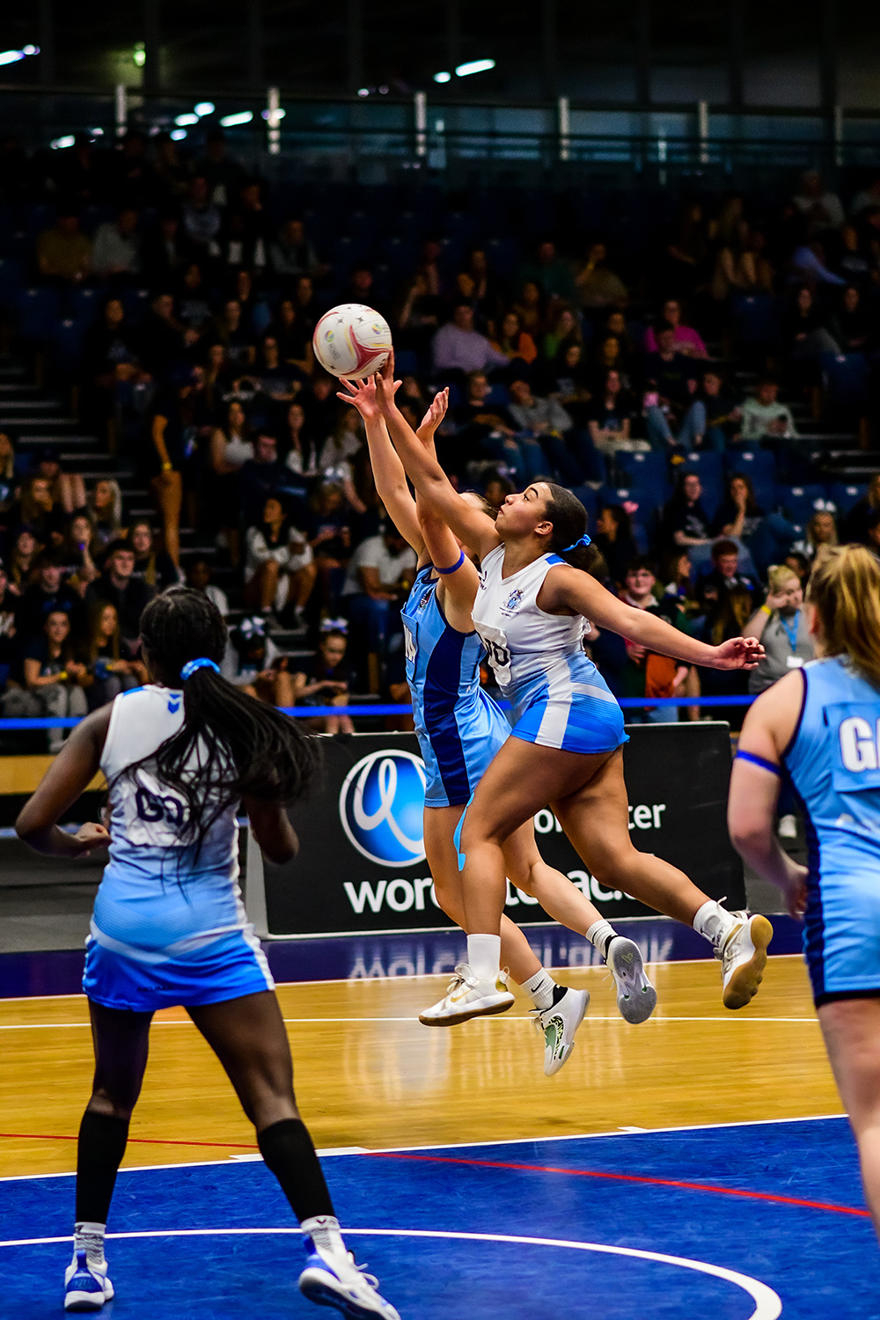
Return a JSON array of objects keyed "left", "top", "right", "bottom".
[{"left": 0, "top": 954, "right": 841, "bottom": 1180}]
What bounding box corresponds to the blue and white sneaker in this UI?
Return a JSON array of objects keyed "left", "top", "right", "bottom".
[
  {"left": 64, "top": 1250, "right": 114, "bottom": 1311},
  {"left": 299, "top": 1245, "right": 400, "bottom": 1319},
  {"left": 607, "top": 937, "right": 657, "bottom": 1025}
]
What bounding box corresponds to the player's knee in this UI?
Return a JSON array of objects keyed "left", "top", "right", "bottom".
[{"left": 88, "top": 1088, "right": 136, "bottom": 1122}]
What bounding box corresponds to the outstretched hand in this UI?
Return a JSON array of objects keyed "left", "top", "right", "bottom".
[
  {"left": 336, "top": 374, "right": 381, "bottom": 419},
  {"left": 711, "top": 636, "right": 765, "bottom": 671},
  {"left": 417, "top": 387, "right": 449, "bottom": 443},
  {"left": 374, "top": 351, "right": 402, "bottom": 415}
]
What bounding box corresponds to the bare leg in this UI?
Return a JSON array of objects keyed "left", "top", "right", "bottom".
[
  {"left": 150, "top": 470, "right": 182, "bottom": 568},
  {"left": 424, "top": 805, "right": 542, "bottom": 983},
  {"left": 187, "top": 990, "right": 299, "bottom": 1128},
  {"left": 819, "top": 997, "right": 880, "bottom": 1239},
  {"left": 501, "top": 819, "right": 606, "bottom": 934}
]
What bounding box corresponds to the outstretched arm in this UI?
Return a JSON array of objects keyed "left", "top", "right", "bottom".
[
  {"left": 542, "top": 564, "right": 765, "bottom": 671},
  {"left": 337, "top": 376, "right": 423, "bottom": 552},
  {"left": 375, "top": 354, "right": 500, "bottom": 560}
]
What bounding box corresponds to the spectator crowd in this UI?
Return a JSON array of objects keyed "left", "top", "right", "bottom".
[{"left": 2, "top": 129, "right": 880, "bottom": 741}]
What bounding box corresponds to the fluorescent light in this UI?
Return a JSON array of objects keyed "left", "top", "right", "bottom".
[
  {"left": 357, "top": 87, "right": 370, "bottom": 97},
  {"left": 0, "top": 50, "right": 27, "bottom": 65},
  {"left": 50, "top": 135, "right": 75, "bottom": 150},
  {"left": 22, "top": 45, "right": 40, "bottom": 56},
  {"left": 219, "top": 111, "right": 254, "bottom": 127},
  {"left": 133, "top": 43, "right": 146, "bottom": 68},
  {"left": 89, "top": 127, "right": 105, "bottom": 137},
  {"left": 194, "top": 101, "right": 215, "bottom": 116},
  {"left": 170, "top": 129, "right": 187, "bottom": 141},
  {"left": 261, "top": 107, "right": 286, "bottom": 121},
  {"left": 455, "top": 58, "right": 495, "bottom": 77},
  {"left": 433, "top": 71, "right": 451, "bottom": 84},
  {"left": 174, "top": 113, "right": 199, "bottom": 126}
]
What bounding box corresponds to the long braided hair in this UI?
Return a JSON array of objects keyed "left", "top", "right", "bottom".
[{"left": 117, "top": 587, "right": 320, "bottom": 855}]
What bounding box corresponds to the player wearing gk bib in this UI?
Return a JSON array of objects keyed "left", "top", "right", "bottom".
[
  {"left": 729, "top": 545, "right": 880, "bottom": 1242},
  {"left": 16, "top": 588, "right": 400, "bottom": 1320},
  {"left": 339, "top": 375, "right": 656, "bottom": 1071},
  {"left": 374, "top": 350, "right": 774, "bottom": 1025}
]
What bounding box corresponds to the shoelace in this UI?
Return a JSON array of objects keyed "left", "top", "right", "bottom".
[
  {"left": 444, "top": 963, "right": 477, "bottom": 995},
  {"left": 718, "top": 913, "right": 748, "bottom": 970},
  {"left": 346, "top": 1255, "right": 380, "bottom": 1290}
]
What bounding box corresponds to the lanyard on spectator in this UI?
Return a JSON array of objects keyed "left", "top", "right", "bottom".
[{"left": 779, "top": 610, "right": 800, "bottom": 652}]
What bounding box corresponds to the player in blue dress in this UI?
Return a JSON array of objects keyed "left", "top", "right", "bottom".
[
  {"left": 372, "top": 353, "right": 773, "bottom": 1025},
  {"left": 729, "top": 544, "right": 880, "bottom": 1238},
  {"left": 338, "top": 375, "right": 656, "bottom": 1075},
  {"left": 15, "top": 588, "right": 400, "bottom": 1319}
]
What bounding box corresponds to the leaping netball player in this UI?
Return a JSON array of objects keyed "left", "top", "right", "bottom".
[
  {"left": 338, "top": 375, "right": 656, "bottom": 1076},
  {"left": 15, "top": 588, "right": 399, "bottom": 1319},
  {"left": 372, "top": 353, "right": 773, "bottom": 1025},
  {"left": 729, "top": 545, "right": 880, "bottom": 1239}
]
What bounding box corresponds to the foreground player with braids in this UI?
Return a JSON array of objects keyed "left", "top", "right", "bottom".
[
  {"left": 373, "top": 354, "right": 774, "bottom": 1025},
  {"left": 15, "top": 588, "right": 400, "bottom": 1319}
]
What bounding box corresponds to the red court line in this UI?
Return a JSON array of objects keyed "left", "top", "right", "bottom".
[
  {"left": 372, "top": 1152, "right": 870, "bottom": 1218},
  {"left": 0, "top": 1132, "right": 258, "bottom": 1151}
]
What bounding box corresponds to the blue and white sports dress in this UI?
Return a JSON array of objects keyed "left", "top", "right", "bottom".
[
  {"left": 401, "top": 565, "right": 512, "bottom": 808},
  {"left": 782, "top": 657, "right": 880, "bottom": 1007},
  {"left": 471, "top": 545, "right": 627, "bottom": 755},
  {"left": 83, "top": 684, "right": 273, "bottom": 1012}
]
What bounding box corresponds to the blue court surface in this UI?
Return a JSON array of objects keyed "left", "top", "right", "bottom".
[{"left": 2, "top": 1115, "right": 876, "bottom": 1319}]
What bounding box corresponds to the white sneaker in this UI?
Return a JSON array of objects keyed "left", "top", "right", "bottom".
[
  {"left": 777, "top": 814, "right": 797, "bottom": 839},
  {"left": 299, "top": 1246, "right": 400, "bottom": 1319},
  {"left": 532, "top": 987, "right": 590, "bottom": 1076},
  {"left": 64, "top": 1251, "right": 114, "bottom": 1311},
  {"left": 607, "top": 937, "right": 657, "bottom": 1024},
  {"left": 418, "top": 962, "right": 514, "bottom": 1026},
  {"left": 718, "top": 912, "right": 774, "bottom": 1009}
]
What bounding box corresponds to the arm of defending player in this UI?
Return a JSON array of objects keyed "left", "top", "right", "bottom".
[
  {"left": 545, "top": 564, "right": 765, "bottom": 670},
  {"left": 244, "top": 796, "right": 299, "bottom": 865},
  {"left": 376, "top": 354, "right": 500, "bottom": 560},
  {"left": 728, "top": 672, "right": 808, "bottom": 916},
  {"left": 15, "top": 707, "right": 112, "bottom": 857},
  {"left": 336, "top": 376, "right": 424, "bottom": 553},
  {"left": 413, "top": 385, "right": 481, "bottom": 606}
]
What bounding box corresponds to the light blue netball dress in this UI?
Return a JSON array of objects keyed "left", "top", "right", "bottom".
[
  {"left": 83, "top": 684, "right": 273, "bottom": 1012},
  {"left": 401, "top": 565, "right": 513, "bottom": 808},
  {"left": 471, "top": 545, "right": 627, "bottom": 755},
  {"left": 782, "top": 656, "right": 880, "bottom": 1006}
]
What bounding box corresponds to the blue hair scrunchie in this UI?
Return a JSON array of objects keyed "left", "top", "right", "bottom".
[
  {"left": 180, "top": 657, "right": 220, "bottom": 681},
  {"left": 563, "top": 533, "right": 592, "bottom": 552}
]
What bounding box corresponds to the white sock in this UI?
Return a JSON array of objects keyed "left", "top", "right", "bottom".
[
  {"left": 693, "top": 899, "right": 736, "bottom": 950},
  {"left": 586, "top": 919, "right": 619, "bottom": 961},
  {"left": 301, "top": 1214, "right": 346, "bottom": 1259},
  {"left": 73, "top": 1222, "right": 107, "bottom": 1270},
  {"left": 521, "top": 968, "right": 557, "bottom": 1010},
  {"left": 467, "top": 933, "right": 502, "bottom": 982}
]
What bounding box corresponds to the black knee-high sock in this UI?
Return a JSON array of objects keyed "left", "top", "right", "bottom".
[
  {"left": 75, "top": 1111, "right": 130, "bottom": 1224},
  {"left": 257, "top": 1119, "right": 336, "bottom": 1221}
]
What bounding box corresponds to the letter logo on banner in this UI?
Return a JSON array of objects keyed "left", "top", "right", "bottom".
[{"left": 338, "top": 749, "right": 427, "bottom": 867}]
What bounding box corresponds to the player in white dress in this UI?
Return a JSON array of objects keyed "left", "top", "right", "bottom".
[
  {"left": 15, "top": 588, "right": 399, "bottom": 1320},
  {"left": 373, "top": 354, "right": 774, "bottom": 1024}
]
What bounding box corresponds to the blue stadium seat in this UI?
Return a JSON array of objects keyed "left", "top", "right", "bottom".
[
  {"left": 70, "top": 286, "right": 101, "bottom": 328},
  {"left": 570, "top": 484, "right": 599, "bottom": 522},
  {"left": 17, "top": 286, "right": 60, "bottom": 342},
  {"left": 681, "top": 450, "right": 723, "bottom": 488},
  {"left": 612, "top": 449, "right": 669, "bottom": 494},
  {"left": 730, "top": 294, "right": 780, "bottom": 350},
  {"left": 820, "top": 351, "right": 869, "bottom": 416},
  {"left": 393, "top": 348, "right": 422, "bottom": 377},
  {"left": 779, "top": 483, "right": 828, "bottom": 523},
  {"left": 122, "top": 288, "right": 150, "bottom": 323},
  {"left": 828, "top": 481, "right": 866, "bottom": 514},
  {"left": 49, "top": 318, "right": 87, "bottom": 375},
  {"left": 727, "top": 448, "right": 777, "bottom": 505},
  {"left": 0, "top": 257, "right": 25, "bottom": 308}
]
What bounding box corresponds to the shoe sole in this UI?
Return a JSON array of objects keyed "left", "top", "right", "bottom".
[
  {"left": 300, "top": 1274, "right": 391, "bottom": 1318},
  {"left": 609, "top": 938, "right": 657, "bottom": 1025},
  {"left": 723, "top": 915, "right": 774, "bottom": 1010},
  {"left": 64, "top": 1293, "right": 108, "bottom": 1313},
  {"left": 418, "top": 994, "right": 514, "bottom": 1027},
  {"left": 544, "top": 990, "right": 590, "bottom": 1076}
]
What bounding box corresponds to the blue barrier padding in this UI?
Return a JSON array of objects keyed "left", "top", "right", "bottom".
[{"left": 0, "top": 694, "right": 757, "bottom": 729}]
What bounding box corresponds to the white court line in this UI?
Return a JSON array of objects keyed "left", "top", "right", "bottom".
[
  {"left": 0, "top": 952, "right": 804, "bottom": 1002},
  {"left": 0, "top": 1226, "right": 782, "bottom": 1319},
  {"left": 0, "top": 1113, "right": 847, "bottom": 1183},
  {"left": 0, "top": 1013, "right": 821, "bottom": 1030}
]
